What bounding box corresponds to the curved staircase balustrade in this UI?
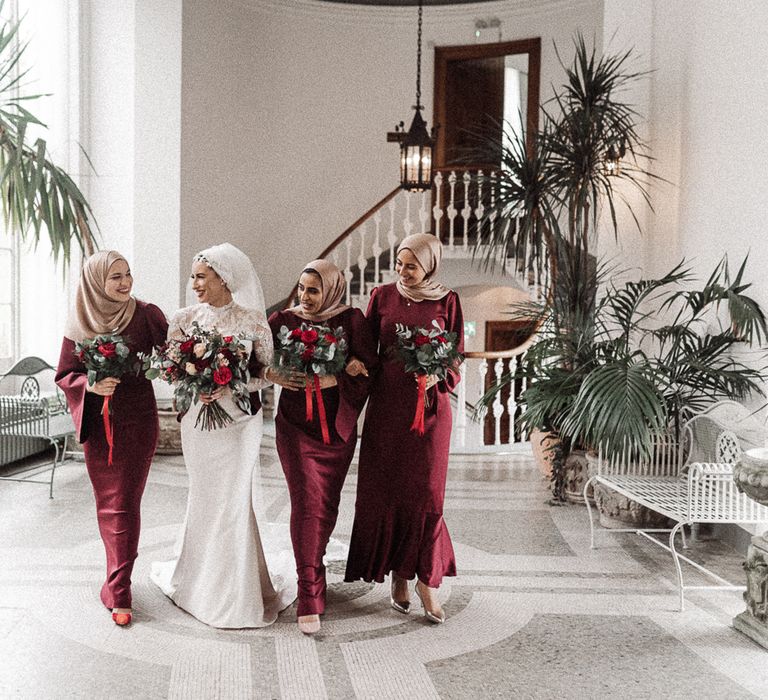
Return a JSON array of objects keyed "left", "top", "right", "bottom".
[{"left": 273, "top": 168, "right": 549, "bottom": 452}]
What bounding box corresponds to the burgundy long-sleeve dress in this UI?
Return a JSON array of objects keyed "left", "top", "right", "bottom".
[
  {"left": 344, "top": 283, "right": 464, "bottom": 587},
  {"left": 269, "top": 307, "right": 377, "bottom": 616},
  {"left": 56, "top": 301, "right": 168, "bottom": 610}
]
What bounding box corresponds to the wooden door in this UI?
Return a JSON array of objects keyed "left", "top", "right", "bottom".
[{"left": 483, "top": 320, "right": 531, "bottom": 445}]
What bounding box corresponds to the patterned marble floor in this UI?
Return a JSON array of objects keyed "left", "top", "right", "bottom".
[{"left": 1, "top": 430, "right": 767, "bottom": 699}]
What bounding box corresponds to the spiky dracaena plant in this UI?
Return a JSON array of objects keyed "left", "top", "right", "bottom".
[{"left": 0, "top": 1, "right": 96, "bottom": 264}]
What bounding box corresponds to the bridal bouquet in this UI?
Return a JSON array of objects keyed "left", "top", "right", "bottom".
[
  {"left": 142, "top": 322, "right": 251, "bottom": 430},
  {"left": 74, "top": 334, "right": 136, "bottom": 464},
  {"left": 393, "top": 321, "right": 463, "bottom": 435},
  {"left": 274, "top": 322, "right": 348, "bottom": 444}
]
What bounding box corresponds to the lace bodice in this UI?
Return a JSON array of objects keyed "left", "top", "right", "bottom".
[{"left": 169, "top": 301, "right": 273, "bottom": 391}]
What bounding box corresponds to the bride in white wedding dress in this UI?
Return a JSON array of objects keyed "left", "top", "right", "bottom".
[{"left": 150, "top": 243, "right": 296, "bottom": 628}]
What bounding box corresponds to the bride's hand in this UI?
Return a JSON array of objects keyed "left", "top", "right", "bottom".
[
  {"left": 200, "top": 387, "right": 225, "bottom": 404},
  {"left": 345, "top": 357, "right": 368, "bottom": 377},
  {"left": 266, "top": 367, "right": 305, "bottom": 391}
]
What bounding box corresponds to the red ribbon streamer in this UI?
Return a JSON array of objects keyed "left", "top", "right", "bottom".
[
  {"left": 411, "top": 374, "right": 427, "bottom": 436},
  {"left": 305, "top": 382, "right": 314, "bottom": 422},
  {"left": 303, "top": 376, "right": 331, "bottom": 445},
  {"left": 314, "top": 374, "right": 331, "bottom": 445},
  {"left": 102, "top": 395, "right": 114, "bottom": 466}
]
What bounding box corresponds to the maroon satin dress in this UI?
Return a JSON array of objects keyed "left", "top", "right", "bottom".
[
  {"left": 55, "top": 301, "right": 168, "bottom": 610},
  {"left": 344, "top": 283, "right": 464, "bottom": 587},
  {"left": 269, "top": 307, "right": 376, "bottom": 616}
]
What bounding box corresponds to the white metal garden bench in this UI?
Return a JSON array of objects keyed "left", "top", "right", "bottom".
[
  {"left": 584, "top": 400, "right": 768, "bottom": 610},
  {"left": 0, "top": 356, "right": 76, "bottom": 498}
]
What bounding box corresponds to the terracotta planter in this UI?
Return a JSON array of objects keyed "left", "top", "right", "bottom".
[{"left": 529, "top": 429, "right": 558, "bottom": 479}]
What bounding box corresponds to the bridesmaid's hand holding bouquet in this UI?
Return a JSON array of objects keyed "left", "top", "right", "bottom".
[
  {"left": 142, "top": 321, "right": 251, "bottom": 430},
  {"left": 393, "top": 321, "right": 464, "bottom": 435},
  {"left": 273, "top": 322, "right": 348, "bottom": 443},
  {"left": 74, "top": 333, "right": 137, "bottom": 464}
]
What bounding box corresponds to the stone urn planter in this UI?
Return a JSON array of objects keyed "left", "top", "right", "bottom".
[
  {"left": 732, "top": 448, "right": 768, "bottom": 650},
  {"left": 156, "top": 404, "right": 183, "bottom": 455},
  {"left": 563, "top": 449, "right": 594, "bottom": 505}
]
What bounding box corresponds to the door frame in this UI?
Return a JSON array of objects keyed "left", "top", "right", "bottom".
[{"left": 433, "top": 38, "right": 541, "bottom": 167}]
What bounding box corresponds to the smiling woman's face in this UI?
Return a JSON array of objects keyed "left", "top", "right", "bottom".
[
  {"left": 297, "top": 271, "right": 323, "bottom": 314},
  {"left": 190, "top": 261, "right": 230, "bottom": 306},
  {"left": 395, "top": 248, "right": 427, "bottom": 287},
  {"left": 104, "top": 259, "right": 133, "bottom": 302}
]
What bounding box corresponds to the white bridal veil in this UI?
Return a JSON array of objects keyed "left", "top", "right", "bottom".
[{"left": 189, "top": 242, "right": 267, "bottom": 315}]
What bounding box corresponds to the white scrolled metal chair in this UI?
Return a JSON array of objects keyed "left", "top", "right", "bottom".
[{"left": 584, "top": 400, "right": 768, "bottom": 610}]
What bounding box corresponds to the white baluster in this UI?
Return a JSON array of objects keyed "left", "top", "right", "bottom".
[
  {"left": 455, "top": 362, "right": 467, "bottom": 449},
  {"left": 357, "top": 221, "right": 368, "bottom": 306},
  {"left": 493, "top": 357, "right": 504, "bottom": 446},
  {"left": 387, "top": 198, "right": 397, "bottom": 275},
  {"left": 507, "top": 356, "right": 518, "bottom": 445},
  {"left": 474, "top": 170, "right": 485, "bottom": 246},
  {"left": 419, "top": 190, "right": 428, "bottom": 235},
  {"left": 344, "top": 237, "right": 353, "bottom": 305},
  {"left": 372, "top": 209, "right": 382, "bottom": 290},
  {"left": 332, "top": 248, "right": 340, "bottom": 269},
  {"left": 432, "top": 171, "right": 443, "bottom": 241},
  {"left": 461, "top": 171, "right": 472, "bottom": 251},
  {"left": 403, "top": 190, "right": 414, "bottom": 238},
  {"left": 488, "top": 170, "right": 497, "bottom": 250},
  {"left": 478, "top": 359, "right": 489, "bottom": 428},
  {"left": 447, "top": 171, "right": 457, "bottom": 251},
  {"left": 519, "top": 354, "right": 528, "bottom": 440}
]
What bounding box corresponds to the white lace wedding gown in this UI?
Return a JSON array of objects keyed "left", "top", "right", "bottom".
[{"left": 150, "top": 300, "right": 297, "bottom": 628}]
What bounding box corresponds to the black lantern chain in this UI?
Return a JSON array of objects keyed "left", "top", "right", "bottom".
[
  {"left": 385, "top": 0, "right": 435, "bottom": 191},
  {"left": 415, "top": 0, "right": 422, "bottom": 110}
]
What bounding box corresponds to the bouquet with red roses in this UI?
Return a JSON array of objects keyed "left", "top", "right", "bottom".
[
  {"left": 142, "top": 321, "right": 251, "bottom": 430},
  {"left": 274, "top": 322, "right": 348, "bottom": 444},
  {"left": 393, "top": 321, "right": 463, "bottom": 435},
  {"left": 74, "top": 334, "right": 136, "bottom": 464}
]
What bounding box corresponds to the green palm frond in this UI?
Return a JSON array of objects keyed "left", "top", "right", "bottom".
[{"left": 0, "top": 1, "right": 97, "bottom": 265}]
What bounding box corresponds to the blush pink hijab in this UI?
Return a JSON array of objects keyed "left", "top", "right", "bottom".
[
  {"left": 65, "top": 251, "right": 137, "bottom": 341},
  {"left": 396, "top": 233, "right": 450, "bottom": 302},
  {"left": 289, "top": 259, "right": 351, "bottom": 322}
]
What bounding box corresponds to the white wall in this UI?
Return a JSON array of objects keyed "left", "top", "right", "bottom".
[
  {"left": 647, "top": 0, "right": 768, "bottom": 304},
  {"left": 180, "top": 0, "right": 604, "bottom": 306},
  {"left": 80, "top": 0, "right": 181, "bottom": 317}
]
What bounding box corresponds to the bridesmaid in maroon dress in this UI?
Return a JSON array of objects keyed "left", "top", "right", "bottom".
[
  {"left": 267, "top": 259, "right": 376, "bottom": 634},
  {"left": 55, "top": 251, "right": 168, "bottom": 626},
  {"left": 344, "top": 233, "right": 464, "bottom": 624}
]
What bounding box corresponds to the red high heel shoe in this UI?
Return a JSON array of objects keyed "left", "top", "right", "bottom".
[{"left": 112, "top": 610, "right": 132, "bottom": 626}]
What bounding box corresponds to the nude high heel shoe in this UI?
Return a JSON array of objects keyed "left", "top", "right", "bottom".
[
  {"left": 414, "top": 581, "right": 445, "bottom": 624},
  {"left": 297, "top": 614, "right": 321, "bottom": 635}
]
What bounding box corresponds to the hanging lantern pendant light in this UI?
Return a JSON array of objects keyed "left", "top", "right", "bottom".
[{"left": 387, "top": 0, "right": 436, "bottom": 191}]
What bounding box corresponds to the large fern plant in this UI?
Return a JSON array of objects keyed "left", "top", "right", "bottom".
[{"left": 0, "top": 2, "right": 96, "bottom": 264}]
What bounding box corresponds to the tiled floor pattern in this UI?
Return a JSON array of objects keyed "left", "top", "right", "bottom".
[{"left": 1, "top": 429, "right": 767, "bottom": 699}]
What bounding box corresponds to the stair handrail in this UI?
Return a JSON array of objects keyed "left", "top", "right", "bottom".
[{"left": 276, "top": 186, "right": 402, "bottom": 313}]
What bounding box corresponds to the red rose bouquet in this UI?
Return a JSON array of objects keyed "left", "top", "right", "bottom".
[
  {"left": 142, "top": 321, "right": 251, "bottom": 430},
  {"left": 74, "top": 334, "right": 136, "bottom": 464},
  {"left": 274, "top": 322, "right": 348, "bottom": 444},
  {"left": 393, "top": 321, "right": 463, "bottom": 435}
]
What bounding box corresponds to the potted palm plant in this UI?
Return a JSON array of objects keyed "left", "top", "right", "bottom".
[
  {"left": 0, "top": 2, "right": 96, "bottom": 264},
  {"left": 474, "top": 36, "right": 767, "bottom": 506}
]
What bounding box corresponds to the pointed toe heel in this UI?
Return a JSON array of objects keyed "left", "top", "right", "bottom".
[
  {"left": 390, "top": 576, "right": 411, "bottom": 614},
  {"left": 415, "top": 582, "right": 445, "bottom": 624},
  {"left": 297, "top": 614, "right": 321, "bottom": 635}
]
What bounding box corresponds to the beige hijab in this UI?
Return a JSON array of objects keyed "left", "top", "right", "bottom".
[
  {"left": 396, "top": 233, "right": 450, "bottom": 302},
  {"left": 289, "top": 259, "right": 351, "bottom": 322},
  {"left": 65, "top": 251, "right": 137, "bottom": 341}
]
